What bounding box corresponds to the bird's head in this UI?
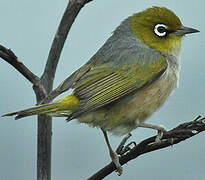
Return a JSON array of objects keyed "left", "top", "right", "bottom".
[{"left": 130, "top": 6, "right": 199, "bottom": 56}]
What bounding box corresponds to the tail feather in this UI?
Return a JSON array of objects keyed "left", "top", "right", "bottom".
[
  {"left": 2, "top": 94, "right": 79, "bottom": 120},
  {"left": 2, "top": 102, "right": 60, "bottom": 120}
]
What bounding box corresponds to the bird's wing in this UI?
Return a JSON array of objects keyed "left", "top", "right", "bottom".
[
  {"left": 67, "top": 55, "right": 168, "bottom": 120},
  {"left": 39, "top": 64, "right": 91, "bottom": 104}
]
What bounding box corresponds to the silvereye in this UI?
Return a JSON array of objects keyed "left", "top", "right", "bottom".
[{"left": 3, "top": 6, "right": 199, "bottom": 175}]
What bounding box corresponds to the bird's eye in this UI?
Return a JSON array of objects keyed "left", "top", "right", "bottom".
[{"left": 154, "top": 24, "right": 167, "bottom": 37}]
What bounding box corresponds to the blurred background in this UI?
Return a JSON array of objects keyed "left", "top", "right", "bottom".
[{"left": 0, "top": 0, "right": 204, "bottom": 179}]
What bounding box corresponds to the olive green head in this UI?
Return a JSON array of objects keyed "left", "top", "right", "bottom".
[{"left": 130, "top": 6, "right": 199, "bottom": 55}]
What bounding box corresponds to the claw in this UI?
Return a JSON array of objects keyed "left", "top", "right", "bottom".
[
  {"left": 155, "top": 128, "right": 166, "bottom": 143},
  {"left": 118, "top": 141, "right": 137, "bottom": 155},
  {"left": 116, "top": 133, "right": 132, "bottom": 155},
  {"left": 169, "top": 138, "right": 174, "bottom": 146}
]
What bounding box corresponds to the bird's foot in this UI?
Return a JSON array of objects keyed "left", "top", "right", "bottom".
[
  {"left": 117, "top": 141, "right": 137, "bottom": 155},
  {"left": 111, "top": 133, "right": 137, "bottom": 175},
  {"left": 155, "top": 127, "right": 167, "bottom": 143},
  {"left": 134, "top": 122, "right": 167, "bottom": 143},
  {"left": 116, "top": 133, "right": 133, "bottom": 155},
  {"left": 101, "top": 129, "right": 123, "bottom": 175},
  {"left": 110, "top": 150, "right": 123, "bottom": 176}
]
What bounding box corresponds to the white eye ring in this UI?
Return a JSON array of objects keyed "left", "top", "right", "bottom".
[{"left": 154, "top": 24, "right": 167, "bottom": 37}]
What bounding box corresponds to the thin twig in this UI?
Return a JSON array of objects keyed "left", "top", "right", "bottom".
[
  {"left": 0, "top": 45, "right": 39, "bottom": 84},
  {"left": 87, "top": 116, "right": 205, "bottom": 180}
]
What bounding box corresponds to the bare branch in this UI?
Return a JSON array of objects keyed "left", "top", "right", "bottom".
[
  {"left": 38, "top": 1, "right": 94, "bottom": 105},
  {"left": 37, "top": 114, "right": 52, "bottom": 180},
  {"left": 36, "top": 1, "right": 93, "bottom": 180},
  {"left": 41, "top": 0, "right": 93, "bottom": 92},
  {"left": 0, "top": 1, "right": 93, "bottom": 179},
  {"left": 0, "top": 45, "right": 39, "bottom": 84},
  {"left": 87, "top": 116, "right": 205, "bottom": 180}
]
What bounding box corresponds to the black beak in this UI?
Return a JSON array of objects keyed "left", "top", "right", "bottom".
[{"left": 175, "top": 26, "right": 200, "bottom": 36}]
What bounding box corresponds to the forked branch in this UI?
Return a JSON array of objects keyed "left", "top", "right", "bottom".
[{"left": 0, "top": 1, "right": 94, "bottom": 180}]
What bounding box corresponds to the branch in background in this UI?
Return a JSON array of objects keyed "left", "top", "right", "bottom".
[
  {"left": 39, "top": 0, "right": 93, "bottom": 105},
  {"left": 0, "top": 45, "right": 39, "bottom": 84},
  {"left": 87, "top": 116, "right": 205, "bottom": 180},
  {"left": 41, "top": 0, "right": 94, "bottom": 93},
  {"left": 36, "top": 1, "right": 93, "bottom": 180},
  {"left": 1, "top": 1, "right": 94, "bottom": 180}
]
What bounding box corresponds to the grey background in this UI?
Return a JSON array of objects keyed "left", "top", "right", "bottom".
[{"left": 0, "top": 0, "right": 204, "bottom": 179}]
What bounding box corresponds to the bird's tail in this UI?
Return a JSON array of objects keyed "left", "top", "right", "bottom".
[{"left": 2, "top": 94, "right": 79, "bottom": 120}]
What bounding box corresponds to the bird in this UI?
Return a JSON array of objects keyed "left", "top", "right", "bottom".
[{"left": 2, "top": 6, "right": 199, "bottom": 175}]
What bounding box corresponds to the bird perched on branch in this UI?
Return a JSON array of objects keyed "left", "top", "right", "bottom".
[{"left": 3, "top": 6, "right": 199, "bottom": 175}]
